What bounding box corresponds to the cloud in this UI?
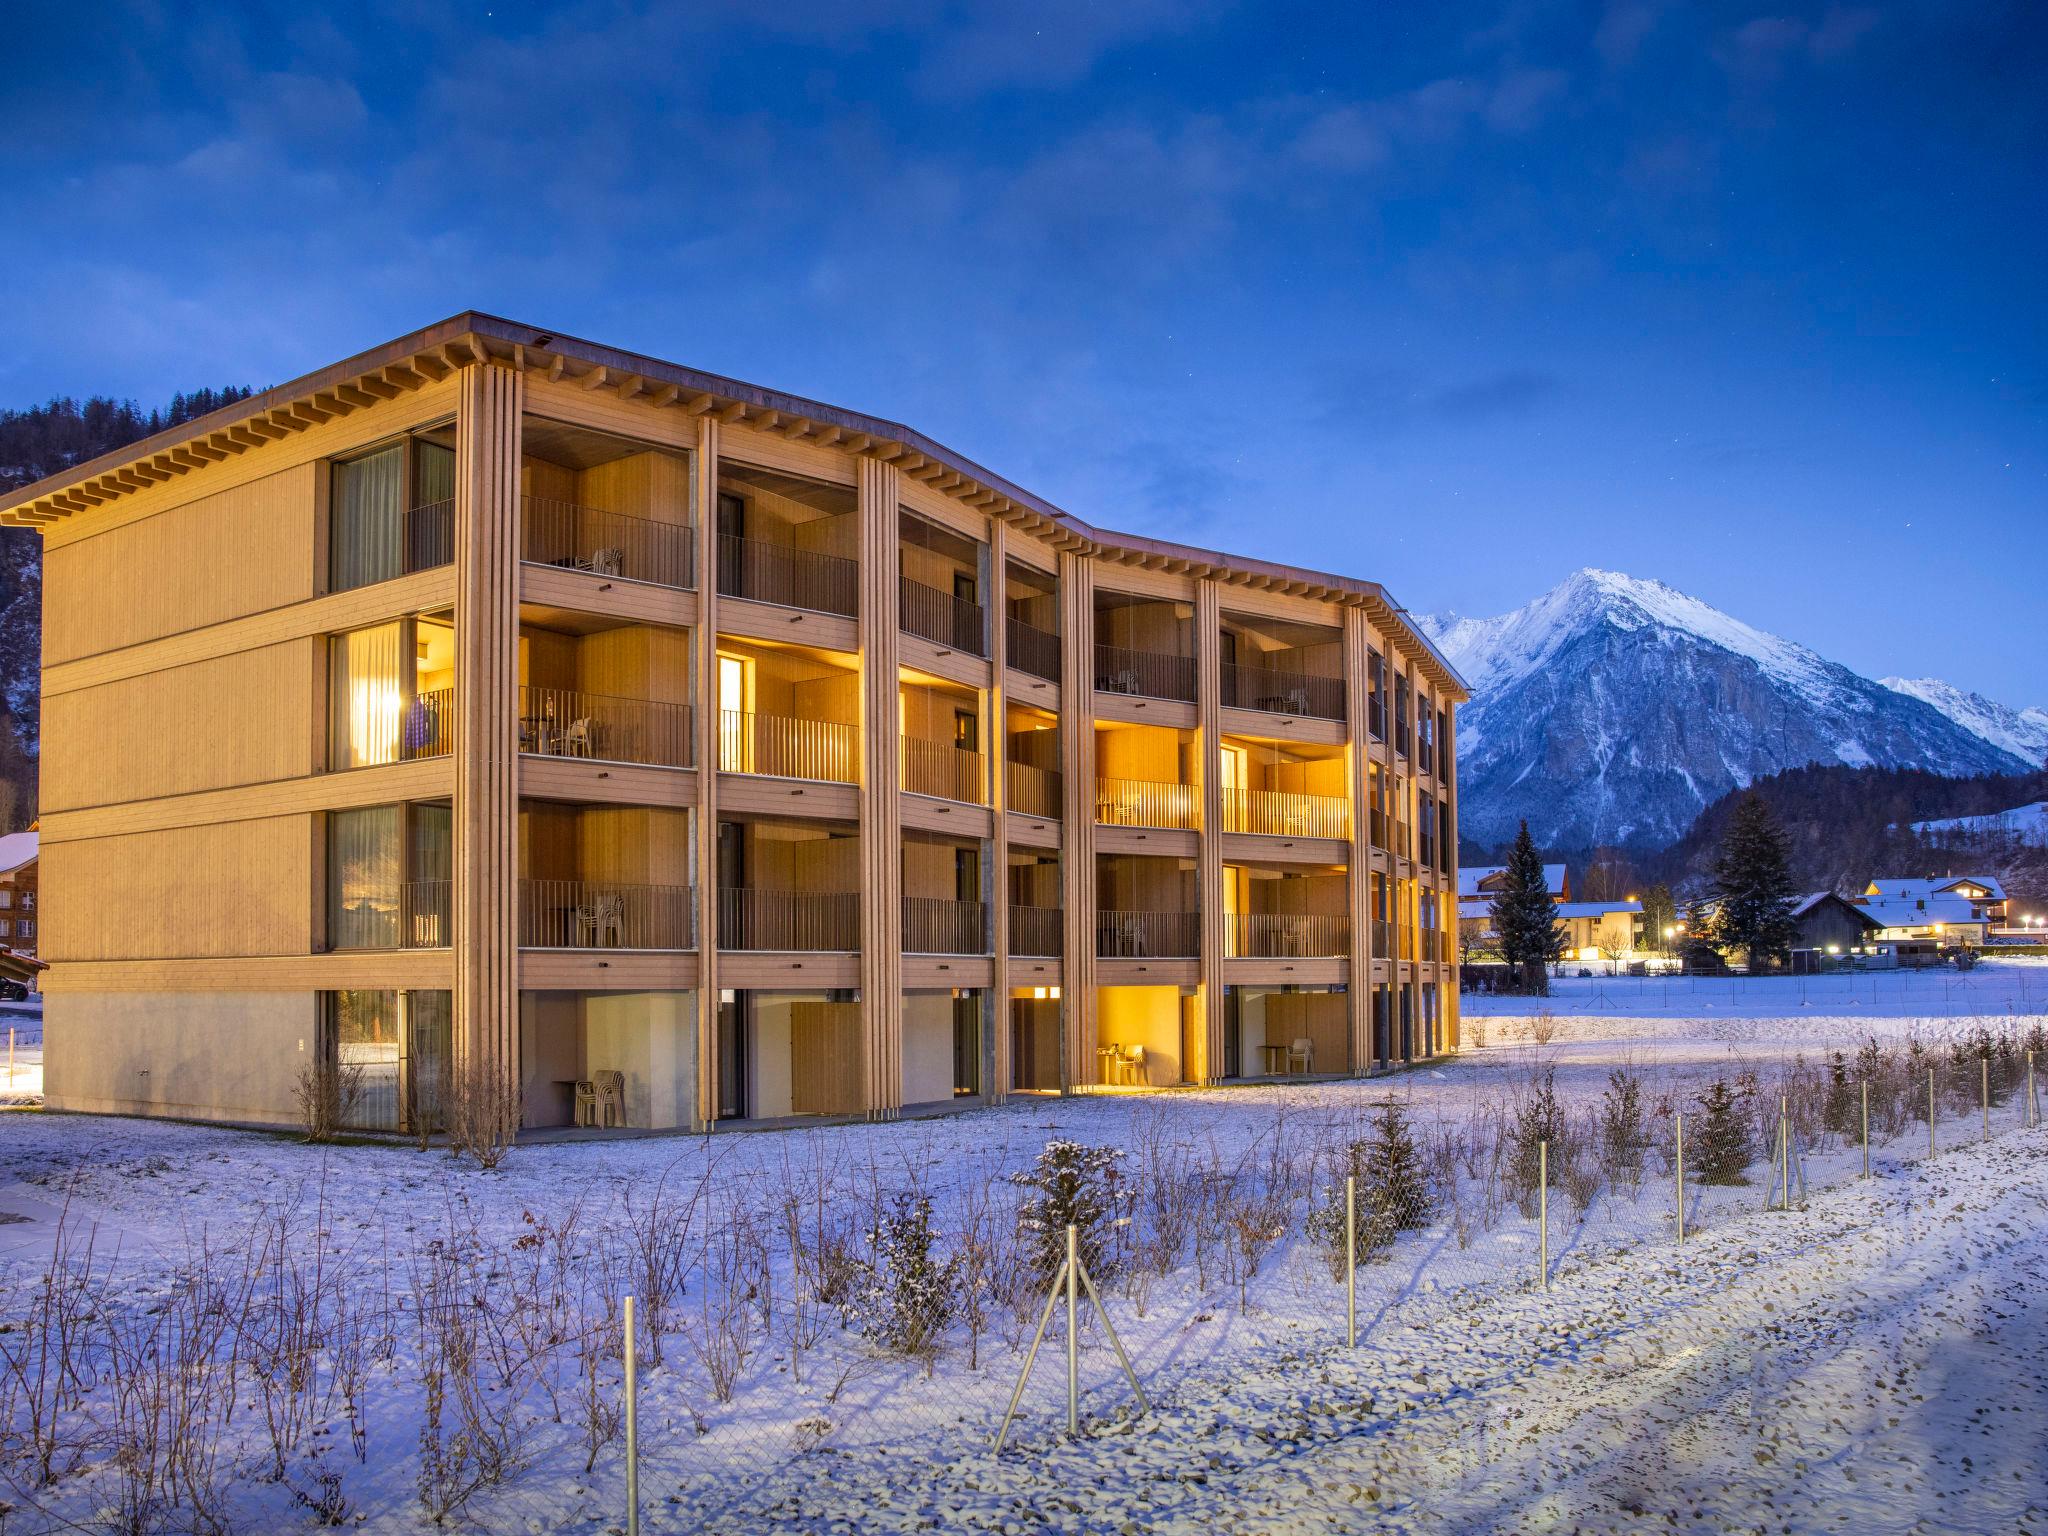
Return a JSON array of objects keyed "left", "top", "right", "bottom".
[
  {"left": 1720, "top": 8, "right": 1879, "bottom": 82},
  {"left": 1322, "top": 366, "right": 1567, "bottom": 437},
  {"left": 913, "top": 0, "right": 1228, "bottom": 98},
  {"left": 1594, "top": 1, "right": 1668, "bottom": 69}
]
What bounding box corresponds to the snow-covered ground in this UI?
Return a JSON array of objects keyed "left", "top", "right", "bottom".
[
  {"left": 0, "top": 970, "right": 2042, "bottom": 1533},
  {"left": 1912, "top": 797, "right": 2048, "bottom": 847}
]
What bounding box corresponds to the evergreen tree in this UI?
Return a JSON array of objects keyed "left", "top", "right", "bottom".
[
  {"left": 1509, "top": 1064, "right": 1566, "bottom": 1205},
  {"left": 1695, "top": 1078, "right": 1754, "bottom": 1185},
  {"left": 1822, "top": 1051, "right": 1856, "bottom": 1138},
  {"left": 1307, "top": 1101, "right": 1435, "bottom": 1271},
  {"left": 1710, "top": 794, "right": 1799, "bottom": 971},
  {"left": 1491, "top": 820, "right": 1564, "bottom": 994},
  {"left": 1639, "top": 884, "right": 1677, "bottom": 951}
]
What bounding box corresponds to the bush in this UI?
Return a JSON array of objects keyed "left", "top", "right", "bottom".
[
  {"left": 1822, "top": 1052, "right": 1857, "bottom": 1139},
  {"left": 845, "top": 1192, "right": 958, "bottom": 1364},
  {"left": 1695, "top": 1079, "right": 1753, "bottom": 1185},
  {"left": 1509, "top": 1066, "right": 1565, "bottom": 1206},
  {"left": 1306, "top": 1101, "right": 1434, "bottom": 1274},
  {"left": 1012, "top": 1140, "right": 1128, "bottom": 1285},
  {"left": 1599, "top": 1065, "right": 1646, "bottom": 1181}
]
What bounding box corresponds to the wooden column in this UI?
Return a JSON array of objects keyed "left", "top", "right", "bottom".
[
  {"left": 1342, "top": 606, "right": 1375, "bottom": 1076},
  {"left": 693, "top": 417, "right": 722, "bottom": 1128},
  {"left": 857, "top": 457, "right": 904, "bottom": 1118},
  {"left": 1057, "top": 551, "right": 1096, "bottom": 1093},
  {"left": 1194, "top": 578, "right": 1225, "bottom": 1086},
  {"left": 986, "top": 517, "right": 1010, "bottom": 1104},
  {"left": 1443, "top": 697, "right": 1461, "bottom": 1049},
  {"left": 452, "top": 362, "right": 522, "bottom": 1094}
]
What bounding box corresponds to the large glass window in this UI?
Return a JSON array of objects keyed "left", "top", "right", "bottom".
[
  {"left": 328, "top": 803, "right": 451, "bottom": 950},
  {"left": 325, "top": 989, "right": 451, "bottom": 1133},
  {"left": 329, "top": 617, "right": 455, "bottom": 768},
  {"left": 330, "top": 434, "right": 456, "bottom": 592}
]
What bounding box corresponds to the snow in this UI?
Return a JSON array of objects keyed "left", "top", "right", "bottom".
[
  {"left": 1914, "top": 799, "right": 2048, "bottom": 848},
  {"left": 1, "top": 969, "right": 2044, "bottom": 1533},
  {"left": 1882, "top": 676, "right": 2048, "bottom": 766}
]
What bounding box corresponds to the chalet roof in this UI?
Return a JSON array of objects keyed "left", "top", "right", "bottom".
[
  {"left": 0, "top": 312, "right": 1466, "bottom": 700},
  {"left": 1554, "top": 901, "right": 1642, "bottom": 919},
  {"left": 0, "top": 831, "right": 36, "bottom": 877},
  {"left": 1858, "top": 894, "right": 1985, "bottom": 930},
  {"left": 1865, "top": 876, "right": 2007, "bottom": 902},
  {"left": 1790, "top": 891, "right": 1882, "bottom": 929},
  {"left": 1459, "top": 863, "right": 1567, "bottom": 898}
]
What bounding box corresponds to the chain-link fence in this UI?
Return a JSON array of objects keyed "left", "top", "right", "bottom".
[{"left": 0, "top": 1028, "right": 2042, "bottom": 1532}]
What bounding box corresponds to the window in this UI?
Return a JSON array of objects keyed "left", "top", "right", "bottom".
[
  {"left": 716, "top": 652, "right": 756, "bottom": 772},
  {"left": 329, "top": 434, "right": 456, "bottom": 592},
  {"left": 17, "top": 920, "right": 31, "bottom": 941},
  {"left": 322, "top": 989, "right": 451, "bottom": 1133},
  {"left": 328, "top": 804, "right": 451, "bottom": 950},
  {"left": 329, "top": 618, "right": 455, "bottom": 768}
]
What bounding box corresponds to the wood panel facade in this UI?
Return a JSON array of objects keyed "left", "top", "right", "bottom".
[{"left": 6, "top": 315, "right": 1463, "bottom": 1134}]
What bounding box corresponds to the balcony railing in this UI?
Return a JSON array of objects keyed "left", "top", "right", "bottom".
[
  {"left": 329, "top": 879, "right": 451, "bottom": 952},
  {"left": 903, "top": 896, "right": 988, "bottom": 954},
  {"left": 718, "top": 888, "right": 861, "bottom": 951},
  {"left": 1368, "top": 696, "right": 1386, "bottom": 744},
  {"left": 1009, "top": 905, "right": 1063, "bottom": 957},
  {"left": 717, "top": 533, "right": 857, "bottom": 617},
  {"left": 1006, "top": 759, "right": 1062, "bottom": 818},
  {"left": 406, "top": 500, "right": 454, "bottom": 574},
  {"left": 1372, "top": 919, "right": 1392, "bottom": 957},
  {"left": 522, "top": 496, "right": 695, "bottom": 590},
  {"left": 518, "top": 880, "right": 696, "bottom": 950},
  {"left": 1094, "top": 642, "right": 1196, "bottom": 702},
  {"left": 900, "top": 575, "right": 985, "bottom": 655},
  {"left": 902, "top": 737, "right": 986, "bottom": 803},
  {"left": 1096, "top": 909, "right": 1200, "bottom": 958},
  {"left": 1220, "top": 662, "right": 1345, "bottom": 721},
  {"left": 1226, "top": 913, "right": 1349, "bottom": 958},
  {"left": 1006, "top": 616, "right": 1060, "bottom": 682},
  {"left": 1096, "top": 776, "right": 1198, "bottom": 830},
  {"left": 1222, "top": 787, "right": 1349, "bottom": 840},
  {"left": 518, "top": 686, "right": 692, "bottom": 768},
  {"left": 719, "top": 709, "right": 858, "bottom": 783}
]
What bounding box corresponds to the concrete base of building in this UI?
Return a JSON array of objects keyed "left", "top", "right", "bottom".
[{"left": 42, "top": 990, "right": 313, "bottom": 1127}]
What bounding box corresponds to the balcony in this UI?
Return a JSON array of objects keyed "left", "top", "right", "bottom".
[
  {"left": 1006, "top": 759, "right": 1062, "bottom": 818},
  {"left": 1226, "top": 913, "right": 1349, "bottom": 958},
  {"left": 1221, "top": 661, "right": 1344, "bottom": 721},
  {"left": 1094, "top": 642, "right": 1196, "bottom": 703},
  {"left": 518, "top": 686, "right": 692, "bottom": 768},
  {"left": 518, "top": 879, "right": 696, "bottom": 950},
  {"left": 1007, "top": 616, "right": 1060, "bottom": 682},
  {"left": 1096, "top": 776, "right": 1198, "bottom": 830},
  {"left": 719, "top": 709, "right": 858, "bottom": 783},
  {"left": 717, "top": 533, "right": 858, "bottom": 617},
  {"left": 1222, "top": 787, "right": 1348, "bottom": 840},
  {"left": 1372, "top": 919, "right": 1392, "bottom": 955},
  {"left": 903, "top": 737, "right": 986, "bottom": 803},
  {"left": 903, "top": 896, "right": 989, "bottom": 954},
  {"left": 330, "top": 878, "right": 451, "bottom": 951},
  {"left": 1009, "top": 905, "right": 1062, "bottom": 957},
  {"left": 522, "top": 496, "right": 695, "bottom": 590},
  {"left": 1096, "top": 909, "right": 1200, "bottom": 958},
  {"left": 901, "top": 575, "right": 986, "bottom": 655},
  {"left": 718, "top": 888, "right": 861, "bottom": 951}
]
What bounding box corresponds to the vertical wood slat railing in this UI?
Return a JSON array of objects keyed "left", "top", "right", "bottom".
[
  {"left": 1095, "top": 776, "right": 1199, "bottom": 830},
  {"left": 1224, "top": 913, "right": 1350, "bottom": 958},
  {"left": 717, "top": 532, "right": 859, "bottom": 617},
  {"left": 1005, "top": 616, "right": 1061, "bottom": 682},
  {"left": 1008, "top": 905, "right": 1063, "bottom": 956},
  {"left": 899, "top": 575, "right": 987, "bottom": 655},
  {"left": 1006, "top": 760, "right": 1063, "bottom": 818},
  {"left": 400, "top": 880, "right": 452, "bottom": 949},
  {"left": 902, "top": 738, "right": 987, "bottom": 803},
  {"left": 521, "top": 496, "right": 695, "bottom": 589},
  {"left": 517, "top": 686, "right": 693, "bottom": 768},
  {"left": 901, "top": 896, "right": 989, "bottom": 954},
  {"left": 1092, "top": 642, "right": 1197, "bottom": 702},
  {"left": 1219, "top": 662, "right": 1346, "bottom": 720},
  {"left": 1095, "top": 909, "right": 1201, "bottom": 958},
  {"left": 718, "top": 710, "right": 859, "bottom": 783},
  {"left": 717, "top": 889, "right": 862, "bottom": 951},
  {"left": 331, "top": 881, "right": 452, "bottom": 951},
  {"left": 515, "top": 880, "right": 696, "bottom": 950},
  {"left": 1221, "top": 787, "right": 1349, "bottom": 839}
]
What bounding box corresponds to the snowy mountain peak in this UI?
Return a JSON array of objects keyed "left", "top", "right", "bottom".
[
  {"left": 1418, "top": 570, "right": 2034, "bottom": 850},
  {"left": 1880, "top": 677, "right": 2048, "bottom": 768}
]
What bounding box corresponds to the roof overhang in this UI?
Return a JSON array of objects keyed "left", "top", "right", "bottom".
[{"left": 0, "top": 311, "right": 1469, "bottom": 699}]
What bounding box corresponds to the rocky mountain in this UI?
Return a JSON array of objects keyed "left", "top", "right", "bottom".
[
  {"left": 1419, "top": 568, "right": 2034, "bottom": 852},
  {"left": 1879, "top": 676, "right": 2048, "bottom": 769}
]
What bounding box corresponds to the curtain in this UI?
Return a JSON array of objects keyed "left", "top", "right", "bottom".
[
  {"left": 403, "top": 990, "right": 452, "bottom": 1134},
  {"left": 329, "top": 622, "right": 407, "bottom": 769},
  {"left": 328, "top": 805, "right": 401, "bottom": 950},
  {"left": 331, "top": 445, "right": 405, "bottom": 592}
]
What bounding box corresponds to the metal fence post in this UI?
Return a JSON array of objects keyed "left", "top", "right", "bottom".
[
  {"left": 2031, "top": 1050, "right": 2039, "bottom": 1130},
  {"left": 623, "top": 1295, "right": 639, "bottom": 1536},
  {"left": 1538, "top": 1140, "right": 1549, "bottom": 1291},
  {"left": 1778, "top": 1096, "right": 1790, "bottom": 1211},
  {"left": 1674, "top": 1114, "right": 1685, "bottom": 1246},
  {"left": 1982, "top": 1056, "right": 1991, "bottom": 1143},
  {"left": 6, "top": 1026, "right": 12, "bottom": 1088},
  {"left": 1861, "top": 1080, "right": 1869, "bottom": 1179},
  {"left": 1345, "top": 1173, "right": 1357, "bottom": 1348},
  {"left": 1928, "top": 1068, "right": 1936, "bottom": 1157},
  {"left": 1066, "top": 1223, "right": 1079, "bottom": 1436}
]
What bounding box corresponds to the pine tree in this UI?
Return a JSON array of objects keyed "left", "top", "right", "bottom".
[
  {"left": 1822, "top": 1051, "right": 1856, "bottom": 1138},
  {"left": 1491, "top": 820, "right": 1564, "bottom": 994},
  {"left": 1510, "top": 1064, "right": 1566, "bottom": 1205},
  {"left": 1710, "top": 795, "right": 1799, "bottom": 971},
  {"left": 1307, "top": 1101, "right": 1434, "bottom": 1272},
  {"left": 1695, "top": 1078, "right": 1754, "bottom": 1185},
  {"left": 1639, "top": 884, "right": 1677, "bottom": 951}
]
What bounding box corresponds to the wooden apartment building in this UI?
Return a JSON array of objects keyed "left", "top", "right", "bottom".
[{"left": 0, "top": 315, "right": 1465, "bottom": 1133}]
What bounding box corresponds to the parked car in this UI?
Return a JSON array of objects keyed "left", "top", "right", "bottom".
[{"left": 0, "top": 980, "right": 28, "bottom": 1001}]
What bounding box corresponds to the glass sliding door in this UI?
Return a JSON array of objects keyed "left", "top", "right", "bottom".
[
  {"left": 331, "top": 435, "right": 457, "bottom": 592},
  {"left": 330, "top": 617, "right": 455, "bottom": 768},
  {"left": 328, "top": 805, "right": 402, "bottom": 951}
]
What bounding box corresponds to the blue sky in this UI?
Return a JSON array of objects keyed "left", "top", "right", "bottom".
[{"left": 4, "top": 1, "right": 2043, "bottom": 703}]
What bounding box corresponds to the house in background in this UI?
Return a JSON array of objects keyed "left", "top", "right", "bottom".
[
  {"left": 1457, "top": 861, "right": 1567, "bottom": 955},
  {"left": 0, "top": 830, "right": 37, "bottom": 960},
  {"left": 1854, "top": 876, "right": 2005, "bottom": 949},
  {"left": 1554, "top": 900, "right": 1642, "bottom": 962},
  {"left": 1787, "top": 891, "right": 1881, "bottom": 970}
]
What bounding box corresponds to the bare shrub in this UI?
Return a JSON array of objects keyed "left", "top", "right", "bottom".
[
  {"left": 623, "top": 1156, "right": 712, "bottom": 1367},
  {"left": 692, "top": 1216, "right": 758, "bottom": 1403},
  {"left": 292, "top": 1055, "right": 364, "bottom": 1144},
  {"left": 0, "top": 1197, "right": 106, "bottom": 1490},
  {"left": 1527, "top": 1010, "right": 1557, "bottom": 1046},
  {"left": 446, "top": 1061, "right": 521, "bottom": 1171}
]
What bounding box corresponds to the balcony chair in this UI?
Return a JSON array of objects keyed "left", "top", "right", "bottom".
[
  {"left": 1121, "top": 1045, "right": 1148, "bottom": 1086},
  {"left": 573, "top": 1078, "right": 600, "bottom": 1127},
  {"left": 573, "top": 892, "right": 626, "bottom": 947},
  {"left": 591, "top": 1070, "right": 626, "bottom": 1128},
  {"left": 557, "top": 717, "right": 595, "bottom": 757},
  {"left": 578, "top": 546, "right": 624, "bottom": 577},
  {"left": 1286, "top": 1037, "right": 1314, "bottom": 1074}
]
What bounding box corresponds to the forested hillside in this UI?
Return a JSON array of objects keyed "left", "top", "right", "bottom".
[{"left": 0, "top": 387, "right": 253, "bottom": 828}]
